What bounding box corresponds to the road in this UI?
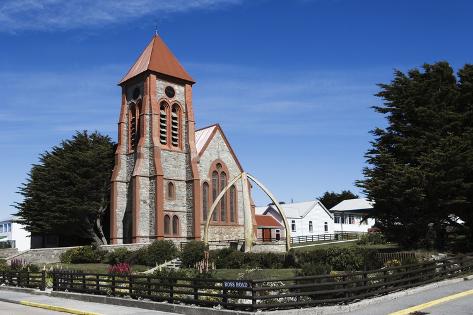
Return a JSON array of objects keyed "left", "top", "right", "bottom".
[
  {"left": 349, "top": 278, "right": 473, "bottom": 315},
  {"left": 0, "top": 290, "right": 178, "bottom": 315},
  {"left": 0, "top": 302, "right": 64, "bottom": 315}
]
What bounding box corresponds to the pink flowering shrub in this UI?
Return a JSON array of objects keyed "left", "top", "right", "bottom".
[{"left": 108, "top": 262, "right": 131, "bottom": 275}]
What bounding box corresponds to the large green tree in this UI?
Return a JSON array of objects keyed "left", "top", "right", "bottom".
[
  {"left": 15, "top": 131, "right": 115, "bottom": 245},
  {"left": 318, "top": 190, "right": 359, "bottom": 209},
  {"left": 358, "top": 62, "right": 473, "bottom": 249}
]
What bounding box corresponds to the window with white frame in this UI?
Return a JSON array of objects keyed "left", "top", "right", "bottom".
[
  {"left": 308, "top": 221, "right": 313, "bottom": 233},
  {"left": 349, "top": 215, "right": 355, "bottom": 224},
  {"left": 334, "top": 216, "right": 340, "bottom": 224},
  {"left": 324, "top": 222, "right": 328, "bottom": 232},
  {"left": 291, "top": 220, "right": 296, "bottom": 232}
]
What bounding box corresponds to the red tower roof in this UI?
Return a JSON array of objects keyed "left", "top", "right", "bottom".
[{"left": 119, "top": 34, "right": 194, "bottom": 85}]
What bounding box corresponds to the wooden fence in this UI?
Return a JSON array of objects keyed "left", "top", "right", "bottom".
[
  {"left": 1, "top": 256, "right": 472, "bottom": 312},
  {"left": 376, "top": 252, "right": 417, "bottom": 264},
  {"left": 290, "top": 232, "right": 362, "bottom": 245},
  {"left": 0, "top": 270, "right": 45, "bottom": 290}
]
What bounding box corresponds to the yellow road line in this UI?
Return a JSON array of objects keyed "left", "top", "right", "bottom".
[
  {"left": 389, "top": 288, "right": 473, "bottom": 315},
  {"left": 20, "top": 300, "right": 101, "bottom": 315}
]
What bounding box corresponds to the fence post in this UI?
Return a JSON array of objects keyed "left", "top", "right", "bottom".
[
  {"left": 82, "top": 273, "right": 86, "bottom": 291},
  {"left": 147, "top": 277, "right": 151, "bottom": 297},
  {"left": 251, "top": 280, "right": 257, "bottom": 312},
  {"left": 40, "top": 271, "right": 46, "bottom": 291},
  {"left": 342, "top": 275, "right": 349, "bottom": 301},
  {"left": 169, "top": 279, "right": 174, "bottom": 304},
  {"left": 222, "top": 287, "right": 228, "bottom": 305},
  {"left": 129, "top": 275, "right": 133, "bottom": 297},
  {"left": 193, "top": 281, "right": 199, "bottom": 303},
  {"left": 111, "top": 275, "right": 116, "bottom": 296},
  {"left": 95, "top": 274, "right": 100, "bottom": 293}
]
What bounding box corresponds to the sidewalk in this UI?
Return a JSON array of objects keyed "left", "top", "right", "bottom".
[{"left": 0, "top": 288, "right": 178, "bottom": 315}]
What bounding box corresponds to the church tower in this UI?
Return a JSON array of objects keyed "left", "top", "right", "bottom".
[{"left": 110, "top": 35, "right": 202, "bottom": 244}]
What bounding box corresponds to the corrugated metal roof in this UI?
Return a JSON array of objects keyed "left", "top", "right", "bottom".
[
  {"left": 195, "top": 125, "right": 217, "bottom": 155},
  {"left": 330, "top": 198, "right": 374, "bottom": 212},
  {"left": 255, "top": 215, "right": 283, "bottom": 228},
  {"left": 120, "top": 34, "right": 194, "bottom": 85}
]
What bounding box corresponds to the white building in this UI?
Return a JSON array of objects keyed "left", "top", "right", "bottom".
[
  {"left": 256, "top": 200, "right": 334, "bottom": 239},
  {"left": 0, "top": 218, "right": 30, "bottom": 251},
  {"left": 330, "top": 198, "right": 376, "bottom": 233}
]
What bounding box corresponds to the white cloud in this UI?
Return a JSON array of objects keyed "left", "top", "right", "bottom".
[
  {"left": 0, "top": 0, "right": 241, "bottom": 32},
  {"left": 189, "top": 62, "right": 386, "bottom": 136}
]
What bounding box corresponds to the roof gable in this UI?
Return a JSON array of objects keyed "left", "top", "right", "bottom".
[
  {"left": 119, "top": 35, "right": 194, "bottom": 85},
  {"left": 195, "top": 124, "right": 243, "bottom": 172},
  {"left": 264, "top": 200, "right": 333, "bottom": 219}
]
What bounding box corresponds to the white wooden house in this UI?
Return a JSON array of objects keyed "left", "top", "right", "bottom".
[
  {"left": 255, "top": 200, "right": 334, "bottom": 239},
  {"left": 330, "top": 198, "right": 375, "bottom": 233}
]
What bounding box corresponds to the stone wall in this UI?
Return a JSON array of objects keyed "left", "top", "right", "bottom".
[
  {"left": 6, "top": 243, "right": 150, "bottom": 265},
  {"left": 251, "top": 242, "right": 287, "bottom": 253},
  {"left": 0, "top": 248, "right": 18, "bottom": 259}
]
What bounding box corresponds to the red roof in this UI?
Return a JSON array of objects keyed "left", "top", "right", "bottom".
[
  {"left": 255, "top": 215, "right": 283, "bottom": 228},
  {"left": 119, "top": 34, "right": 194, "bottom": 85}
]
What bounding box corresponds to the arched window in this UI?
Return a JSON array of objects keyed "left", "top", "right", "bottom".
[
  {"left": 172, "top": 216, "right": 179, "bottom": 236},
  {"left": 208, "top": 162, "right": 236, "bottom": 224},
  {"left": 309, "top": 221, "right": 313, "bottom": 233},
  {"left": 229, "top": 185, "right": 236, "bottom": 223},
  {"left": 171, "top": 104, "right": 180, "bottom": 148},
  {"left": 167, "top": 182, "right": 175, "bottom": 200},
  {"left": 211, "top": 171, "right": 219, "bottom": 221},
  {"left": 159, "top": 102, "right": 168, "bottom": 145},
  {"left": 220, "top": 172, "right": 227, "bottom": 222},
  {"left": 129, "top": 103, "right": 137, "bottom": 150},
  {"left": 202, "top": 182, "right": 209, "bottom": 221},
  {"left": 164, "top": 215, "right": 171, "bottom": 235}
]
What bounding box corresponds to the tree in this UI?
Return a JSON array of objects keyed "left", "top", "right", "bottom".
[
  {"left": 318, "top": 190, "right": 359, "bottom": 209},
  {"left": 15, "top": 131, "right": 115, "bottom": 246},
  {"left": 357, "top": 62, "right": 473, "bottom": 249}
]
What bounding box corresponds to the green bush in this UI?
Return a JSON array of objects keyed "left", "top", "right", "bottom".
[
  {"left": 181, "top": 241, "right": 207, "bottom": 268},
  {"left": 0, "top": 259, "right": 9, "bottom": 271},
  {"left": 400, "top": 255, "right": 419, "bottom": 266},
  {"left": 293, "top": 247, "right": 366, "bottom": 271},
  {"left": 103, "top": 248, "right": 131, "bottom": 265},
  {"left": 357, "top": 232, "right": 387, "bottom": 245},
  {"left": 129, "top": 240, "right": 178, "bottom": 266},
  {"left": 297, "top": 263, "right": 332, "bottom": 277},
  {"left": 60, "top": 246, "right": 106, "bottom": 264},
  {"left": 210, "top": 248, "right": 288, "bottom": 269}
]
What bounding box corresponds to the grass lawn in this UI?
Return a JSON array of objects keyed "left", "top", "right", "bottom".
[
  {"left": 292, "top": 241, "right": 400, "bottom": 251},
  {"left": 211, "top": 268, "right": 297, "bottom": 280},
  {"left": 45, "top": 263, "right": 150, "bottom": 273}
]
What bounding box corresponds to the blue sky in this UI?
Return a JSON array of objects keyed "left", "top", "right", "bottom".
[{"left": 1, "top": 0, "right": 473, "bottom": 218}]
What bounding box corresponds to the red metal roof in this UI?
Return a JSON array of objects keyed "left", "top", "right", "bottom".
[
  {"left": 119, "top": 34, "right": 194, "bottom": 85},
  {"left": 255, "top": 215, "right": 283, "bottom": 228}
]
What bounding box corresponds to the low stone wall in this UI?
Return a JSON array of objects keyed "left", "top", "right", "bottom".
[
  {"left": 0, "top": 248, "right": 18, "bottom": 259},
  {"left": 7, "top": 240, "right": 286, "bottom": 265},
  {"left": 251, "top": 241, "right": 287, "bottom": 253},
  {"left": 6, "top": 243, "right": 150, "bottom": 265}
]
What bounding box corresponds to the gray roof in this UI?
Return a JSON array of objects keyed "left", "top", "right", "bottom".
[
  {"left": 330, "top": 198, "right": 374, "bottom": 212},
  {"left": 256, "top": 200, "right": 333, "bottom": 219}
]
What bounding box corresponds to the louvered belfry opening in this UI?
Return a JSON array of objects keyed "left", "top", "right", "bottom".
[
  {"left": 160, "top": 102, "right": 168, "bottom": 145},
  {"left": 171, "top": 104, "right": 180, "bottom": 147}
]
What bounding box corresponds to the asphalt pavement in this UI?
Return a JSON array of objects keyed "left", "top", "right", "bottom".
[{"left": 348, "top": 278, "right": 473, "bottom": 315}]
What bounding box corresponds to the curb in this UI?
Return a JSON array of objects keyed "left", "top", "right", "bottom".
[{"left": 19, "top": 300, "right": 100, "bottom": 315}]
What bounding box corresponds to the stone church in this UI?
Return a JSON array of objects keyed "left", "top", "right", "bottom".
[{"left": 110, "top": 35, "right": 251, "bottom": 244}]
